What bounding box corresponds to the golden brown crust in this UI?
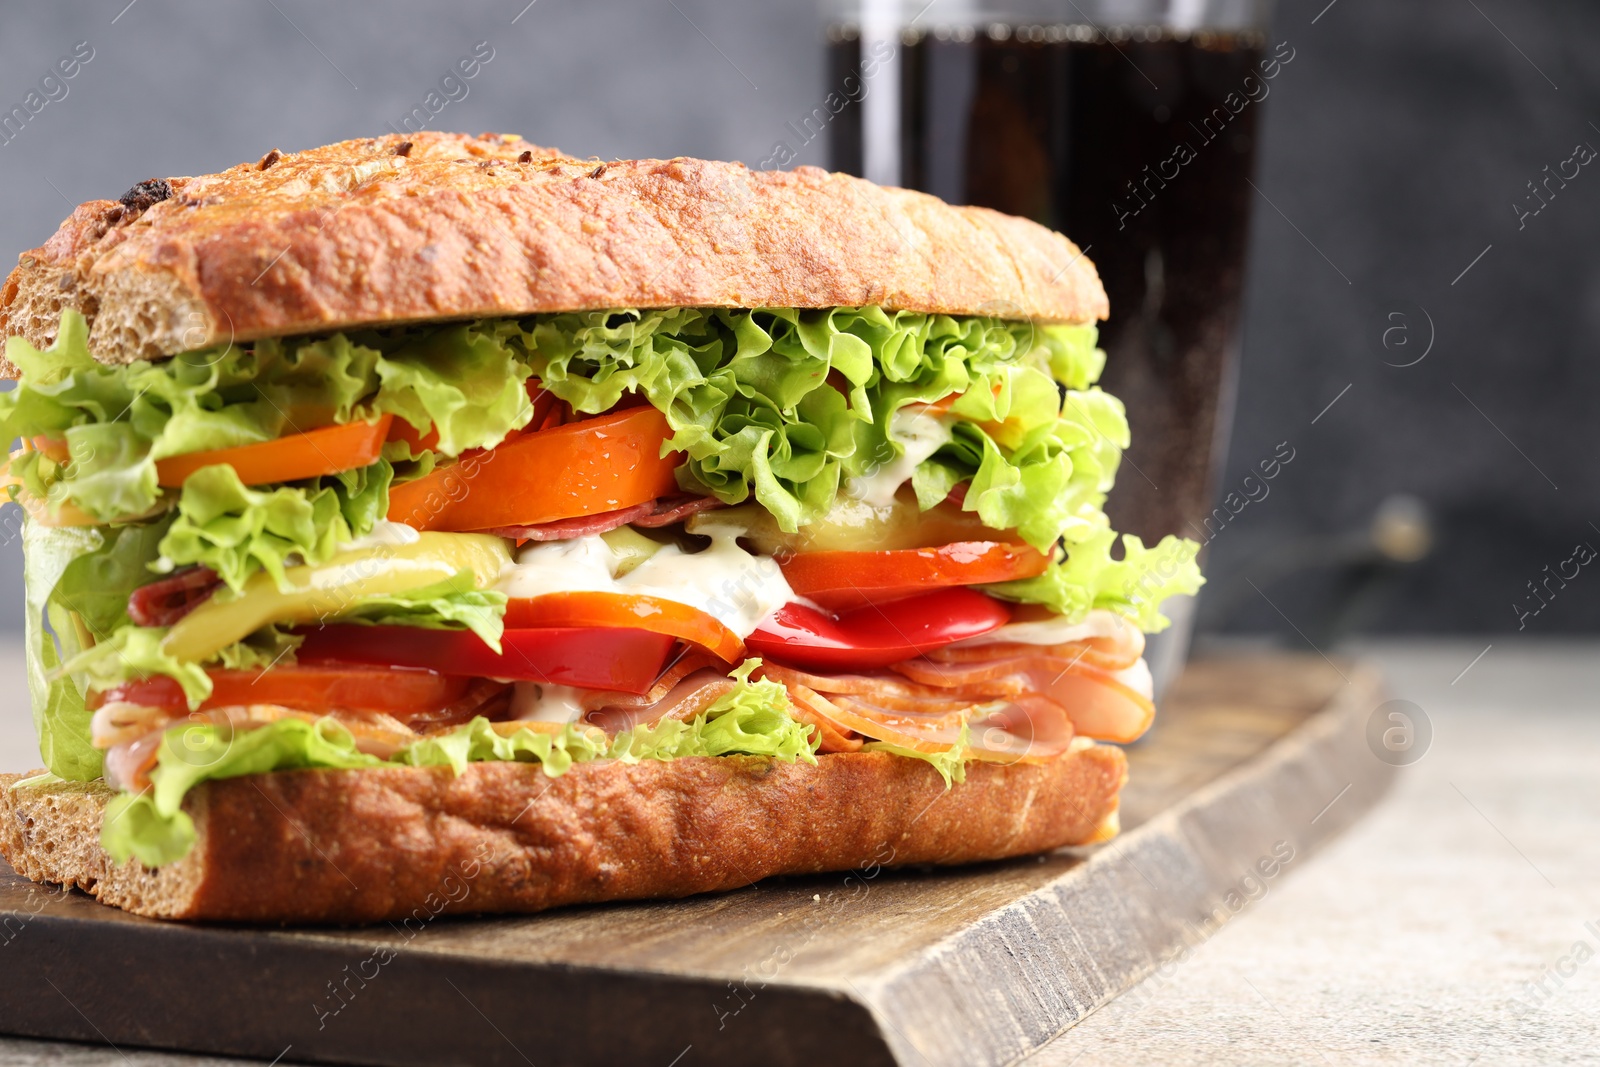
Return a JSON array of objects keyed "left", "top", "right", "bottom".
[
  {"left": 0, "top": 131, "right": 1106, "bottom": 372},
  {"left": 0, "top": 745, "right": 1125, "bottom": 923}
]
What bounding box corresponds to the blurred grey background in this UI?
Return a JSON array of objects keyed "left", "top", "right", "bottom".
[{"left": 0, "top": 0, "right": 1595, "bottom": 640}]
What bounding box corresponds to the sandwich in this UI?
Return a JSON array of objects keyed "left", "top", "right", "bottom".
[{"left": 0, "top": 132, "right": 1201, "bottom": 922}]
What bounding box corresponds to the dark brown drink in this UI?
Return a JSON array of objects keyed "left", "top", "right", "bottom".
[{"left": 830, "top": 23, "right": 1280, "bottom": 546}]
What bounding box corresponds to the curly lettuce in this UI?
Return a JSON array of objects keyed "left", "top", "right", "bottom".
[
  {"left": 609, "top": 659, "right": 817, "bottom": 764},
  {"left": 62, "top": 624, "right": 214, "bottom": 707},
  {"left": 21, "top": 521, "right": 104, "bottom": 780},
  {"left": 987, "top": 527, "right": 1205, "bottom": 632},
  {"left": 399, "top": 718, "right": 608, "bottom": 777},
  {"left": 912, "top": 385, "right": 1128, "bottom": 551},
  {"left": 211, "top": 625, "right": 304, "bottom": 671},
  {"left": 51, "top": 520, "right": 170, "bottom": 643},
  {"left": 524, "top": 307, "right": 1110, "bottom": 541},
  {"left": 365, "top": 322, "right": 534, "bottom": 457},
  {"left": 330, "top": 572, "right": 507, "bottom": 648},
  {"left": 0, "top": 312, "right": 533, "bottom": 523},
  {"left": 863, "top": 718, "right": 971, "bottom": 789},
  {"left": 154, "top": 461, "right": 393, "bottom": 593}
]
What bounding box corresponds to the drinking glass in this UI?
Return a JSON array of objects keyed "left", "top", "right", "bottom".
[{"left": 826, "top": 0, "right": 1276, "bottom": 694}]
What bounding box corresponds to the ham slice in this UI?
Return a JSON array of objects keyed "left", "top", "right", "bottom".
[
  {"left": 923, "top": 636, "right": 1142, "bottom": 673},
  {"left": 890, "top": 642, "right": 1155, "bottom": 744},
  {"left": 784, "top": 685, "right": 865, "bottom": 753},
  {"left": 631, "top": 494, "right": 727, "bottom": 528},
  {"left": 582, "top": 669, "right": 735, "bottom": 735},
  {"left": 758, "top": 661, "right": 1076, "bottom": 761},
  {"left": 405, "top": 678, "right": 513, "bottom": 729},
  {"left": 506, "top": 648, "right": 733, "bottom": 734}
]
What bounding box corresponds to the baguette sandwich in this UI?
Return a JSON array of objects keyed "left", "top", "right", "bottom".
[{"left": 0, "top": 132, "right": 1201, "bottom": 922}]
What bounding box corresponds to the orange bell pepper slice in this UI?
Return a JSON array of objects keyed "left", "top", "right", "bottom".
[
  {"left": 152, "top": 415, "right": 393, "bottom": 487},
  {"left": 386, "top": 406, "right": 682, "bottom": 531},
  {"left": 503, "top": 590, "right": 744, "bottom": 663}
]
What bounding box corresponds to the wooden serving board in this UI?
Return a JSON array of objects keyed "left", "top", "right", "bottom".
[{"left": 0, "top": 655, "right": 1392, "bottom": 1067}]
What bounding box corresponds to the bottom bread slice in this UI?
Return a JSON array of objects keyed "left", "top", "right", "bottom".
[{"left": 0, "top": 745, "right": 1127, "bottom": 923}]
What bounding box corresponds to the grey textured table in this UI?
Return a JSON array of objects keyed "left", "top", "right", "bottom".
[{"left": 1, "top": 638, "right": 1596, "bottom": 1066}]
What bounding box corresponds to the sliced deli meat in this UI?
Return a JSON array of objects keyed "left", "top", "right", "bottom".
[
  {"left": 758, "top": 662, "right": 1077, "bottom": 763},
  {"left": 893, "top": 640, "right": 1155, "bottom": 744},
  {"left": 127, "top": 566, "right": 222, "bottom": 627}
]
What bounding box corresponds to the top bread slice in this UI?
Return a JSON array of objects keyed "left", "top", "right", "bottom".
[{"left": 0, "top": 131, "right": 1107, "bottom": 372}]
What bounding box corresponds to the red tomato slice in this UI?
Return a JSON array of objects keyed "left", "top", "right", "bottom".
[
  {"left": 151, "top": 415, "right": 393, "bottom": 487},
  {"left": 96, "top": 663, "right": 469, "bottom": 716},
  {"left": 296, "top": 625, "right": 676, "bottom": 694},
  {"left": 745, "top": 589, "right": 1012, "bottom": 672},
  {"left": 780, "top": 541, "right": 1050, "bottom": 611},
  {"left": 504, "top": 592, "right": 744, "bottom": 663},
  {"left": 385, "top": 407, "right": 682, "bottom": 531}
]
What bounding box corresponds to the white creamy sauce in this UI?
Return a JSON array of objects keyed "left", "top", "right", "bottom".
[
  {"left": 497, "top": 535, "right": 619, "bottom": 597},
  {"left": 950, "top": 608, "right": 1139, "bottom": 648},
  {"left": 846, "top": 406, "right": 953, "bottom": 507},
  {"left": 509, "top": 682, "right": 588, "bottom": 723},
  {"left": 496, "top": 523, "right": 796, "bottom": 639}
]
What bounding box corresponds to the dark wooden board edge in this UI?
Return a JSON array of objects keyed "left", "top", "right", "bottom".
[
  {"left": 854, "top": 662, "right": 1393, "bottom": 1066},
  {"left": 0, "top": 915, "right": 893, "bottom": 1067},
  {"left": 0, "top": 658, "right": 1393, "bottom": 1067}
]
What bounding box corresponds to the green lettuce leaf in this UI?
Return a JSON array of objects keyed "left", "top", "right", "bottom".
[
  {"left": 398, "top": 718, "right": 607, "bottom": 777},
  {"left": 523, "top": 307, "right": 1103, "bottom": 539},
  {"left": 101, "top": 718, "right": 386, "bottom": 866},
  {"left": 916, "top": 385, "right": 1125, "bottom": 552},
  {"left": 1038, "top": 322, "right": 1105, "bottom": 390},
  {"left": 987, "top": 527, "right": 1206, "bottom": 632},
  {"left": 366, "top": 321, "right": 534, "bottom": 456},
  {"left": 52, "top": 519, "right": 171, "bottom": 643},
  {"left": 332, "top": 570, "right": 507, "bottom": 650},
  {"left": 21, "top": 520, "right": 103, "bottom": 781},
  {"left": 58, "top": 422, "right": 160, "bottom": 520},
  {"left": 0, "top": 312, "right": 533, "bottom": 524},
  {"left": 609, "top": 659, "right": 817, "bottom": 764},
  {"left": 154, "top": 461, "right": 393, "bottom": 593},
  {"left": 61, "top": 625, "right": 214, "bottom": 707},
  {"left": 862, "top": 718, "right": 971, "bottom": 788}
]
